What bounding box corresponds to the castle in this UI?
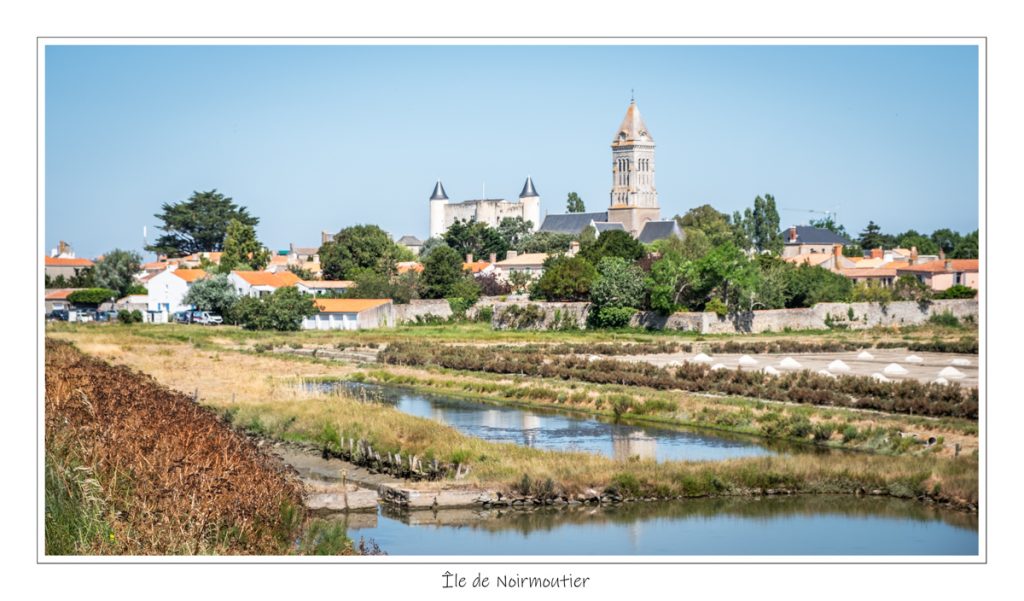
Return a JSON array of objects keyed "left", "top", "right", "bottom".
[
  {"left": 428, "top": 99, "right": 678, "bottom": 243},
  {"left": 428, "top": 177, "right": 541, "bottom": 240}
]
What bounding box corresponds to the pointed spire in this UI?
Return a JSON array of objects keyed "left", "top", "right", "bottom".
[
  {"left": 612, "top": 100, "right": 653, "bottom": 146},
  {"left": 430, "top": 180, "right": 448, "bottom": 201},
  {"left": 519, "top": 176, "right": 539, "bottom": 198}
]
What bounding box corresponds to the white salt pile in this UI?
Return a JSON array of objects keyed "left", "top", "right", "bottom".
[
  {"left": 763, "top": 366, "right": 781, "bottom": 376},
  {"left": 938, "top": 366, "right": 966, "bottom": 379},
  {"left": 711, "top": 363, "right": 728, "bottom": 371},
  {"left": 827, "top": 359, "right": 851, "bottom": 372},
  {"left": 933, "top": 377, "right": 949, "bottom": 385},
  {"left": 817, "top": 369, "right": 837, "bottom": 378},
  {"left": 905, "top": 355, "right": 924, "bottom": 364},
  {"left": 951, "top": 358, "right": 971, "bottom": 366},
  {"left": 691, "top": 353, "right": 713, "bottom": 363},
  {"left": 871, "top": 372, "right": 891, "bottom": 382},
  {"left": 738, "top": 355, "right": 759, "bottom": 367},
  {"left": 779, "top": 357, "right": 802, "bottom": 369},
  {"left": 587, "top": 355, "right": 601, "bottom": 362},
  {"left": 857, "top": 351, "right": 874, "bottom": 360},
  {"left": 883, "top": 363, "right": 909, "bottom": 375}
]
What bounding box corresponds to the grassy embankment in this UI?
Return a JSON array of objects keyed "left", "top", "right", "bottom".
[
  {"left": 48, "top": 325, "right": 979, "bottom": 509},
  {"left": 45, "top": 339, "right": 359, "bottom": 555}
]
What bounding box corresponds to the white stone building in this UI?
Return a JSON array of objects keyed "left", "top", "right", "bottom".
[
  {"left": 428, "top": 177, "right": 541, "bottom": 239},
  {"left": 146, "top": 268, "right": 207, "bottom": 316}
]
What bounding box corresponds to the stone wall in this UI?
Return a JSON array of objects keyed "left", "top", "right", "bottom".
[
  {"left": 393, "top": 299, "right": 453, "bottom": 324},
  {"left": 490, "top": 299, "right": 978, "bottom": 333}
]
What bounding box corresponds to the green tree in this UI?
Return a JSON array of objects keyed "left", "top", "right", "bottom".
[
  {"left": 182, "top": 274, "right": 238, "bottom": 318},
  {"left": 951, "top": 230, "right": 978, "bottom": 259},
  {"left": 92, "top": 249, "right": 142, "bottom": 297},
  {"left": 858, "top": 221, "right": 887, "bottom": 250},
  {"left": 852, "top": 281, "right": 895, "bottom": 304},
  {"left": 580, "top": 229, "right": 645, "bottom": 265},
  {"left": 319, "top": 224, "right": 403, "bottom": 280},
  {"left": 233, "top": 286, "right": 318, "bottom": 331},
  {"left": 220, "top": 219, "right": 270, "bottom": 272},
  {"left": 676, "top": 205, "right": 735, "bottom": 246},
  {"left": 895, "top": 229, "right": 939, "bottom": 255},
  {"left": 647, "top": 244, "right": 697, "bottom": 314},
  {"left": 566, "top": 192, "right": 585, "bottom": 213},
  {"left": 892, "top": 274, "right": 933, "bottom": 303},
  {"left": 443, "top": 219, "right": 508, "bottom": 262},
  {"left": 783, "top": 264, "right": 853, "bottom": 308},
  {"left": 515, "top": 231, "right": 575, "bottom": 254},
  {"left": 590, "top": 257, "right": 646, "bottom": 310},
  {"left": 147, "top": 189, "right": 258, "bottom": 257},
  {"left": 692, "top": 242, "right": 763, "bottom": 313},
  {"left": 418, "top": 237, "right": 446, "bottom": 259},
  {"left": 67, "top": 288, "right": 119, "bottom": 306},
  {"left": 421, "top": 244, "right": 467, "bottom": 299},
  {"left": 531, "top": 255, "right": 597, "bottom": 301},
  {"left": 746, "top": 194, "right": 782, "bottom": 254},
  {"left": 809, "top": 215, "right": 850, "bottom": 239},
  {"left": 930, "top": 228, "right": 962, "bottom": 256},
  {"left": 343, "top": 270, "right": 421, "bottom": 304},
  {"left": 497, "top": 217, "right": 534, "bottom": 250}
]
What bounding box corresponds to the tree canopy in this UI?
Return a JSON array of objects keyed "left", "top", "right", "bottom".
[
  {"left": 182, "top": 274, "right": 238, "bottom": 318},
  {"left": 232, "top": 287, "right": 318, "bottom": 331},
  {"left": 92, "top": 249, "right": 142, "bottom": 297},
  {"left": 532, "top": 255, "right": 597, "bottom": 302},
  {"left": 147, "top": 190, "right": 258, "bottom": 257},
  {"left": 676, "top": 204, "right": 735, "bottom": 247},
  {"left": 566, "top": 192, "right": 585, "bottom": 213},
  {"left": 421, "top": 244, "right": 468, "bottom": 299},
  {"left": 580, "top": 229, "right": 646, "bottom": 265},
  {"left": 219, "top": 219, "right": 270, "bottom": 272},
  {"left": 443, "top": 219, "right": 509, "bottom": 262},
  {"left": 319, "top": 224, "right": 404, "bottom": 280}
]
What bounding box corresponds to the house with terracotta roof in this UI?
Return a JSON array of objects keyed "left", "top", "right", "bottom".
[
  {"left": 44, "top": 256, "right": 94, "bottom": 281},
  {"left": 295, "top": 280, "right": 356, "bottom": 296},
  {"left": 462, "top": 253, "right": 496, "bottom": 276},
  {"left": 302, "top": 298, "right": 395, "bottom": 330},
  {"left": 44, "top": 288, "right": 82, "bottom": 313},
  {"left": 146, "top": 268, "right": 208, "bottom": 318},
  {"left": 896, "top": 259, "right": 979, "bottom": 292},
  {"left": 396, "top": 261, "right": 424, "bottom": 274},
  {"left": 228, "top": 270, "right": 302, "bottom": 298}
]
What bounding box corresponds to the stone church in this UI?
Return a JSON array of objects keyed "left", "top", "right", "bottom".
[
  {"left": 428, "top": 177, "right": 541, "bottom": 240},
  {"left": 539, "top": 100, "right": 681, "bottom": 243}
]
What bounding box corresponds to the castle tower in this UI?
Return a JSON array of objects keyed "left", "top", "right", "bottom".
[
  {"left": 428, "top": 180, "right": 449, "bottom": 239},
  {"left": 519, "top": 176, "right": 541, "bottom": 231},
  {"left": 607, "top": 100, "right": 660, "bottom": 235}
]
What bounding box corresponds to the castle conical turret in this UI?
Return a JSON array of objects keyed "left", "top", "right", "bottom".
[
  {"left": 430, "top": 180, "right": 449, "bottom": 201},
  {"left": 519, "top": 176, "right": 539, "bottom": 199}
]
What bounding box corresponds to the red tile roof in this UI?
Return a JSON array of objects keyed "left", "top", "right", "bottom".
[
  {"left": 45, "top": 257, "right": 93, "bottom": 267},
  {"left": 45, "top": 288, "right": 80, "bottom": 300},
  {"left": 232, "top": 270, "right": 300, "bottom": 287},
  {"left": 839, "top": 268, "right": 898, "bottom": 278},
  {"left": 897, "top": 259, "right": 979, "bottom": 274},
  {"left": 172, "top": 269, "right": 207, "bottom": 283},
  {"left": 462, "top": 260, "right": 492, "bottom": 274}
]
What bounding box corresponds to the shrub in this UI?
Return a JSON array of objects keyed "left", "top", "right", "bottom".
[
  {"left": 67, "top": 288, "right": 119, "bottom": 306},
  {"left": 935, "top": 285, "right": 977, "bottom": 300},
  {"left": 812, "top": 422, "right": 836, "bottom": 442},
  {"left": 705, "top": 297, "right": 728, "bottom": 318},
  {"left": 842, "top": 425, "right": 860, "bottom": 442},
  {"left": 476, "top": 306, "right": 494, "bottom": 323},
  {"left": 928, "top": 311, "right": 961, "bottom": 328},
  {"left": 590, "top": 306, "right": 636, "bottom": 328}
]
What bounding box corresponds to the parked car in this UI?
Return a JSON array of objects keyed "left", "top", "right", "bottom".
[
  {"left": 190, "top": 311, "right": 223, "bottom": 325},
  {"left": 173, "top": 311, "right": 192, "bottom": 324},
  {"left": 48, "top": 309, "right": 69, "bottom": 321}
]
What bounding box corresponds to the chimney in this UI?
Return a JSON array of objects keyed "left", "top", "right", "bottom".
[
  {"left": 569, "top": 240, "right": 580, "bottom": 257},
  {"left": 489, "top": 253, "right": 497, "bottom": 264},
  {"left": 465, "top": 253, "right": 473, "bottom": 264},
  {"left": 833, "top": 244, "right": 842, "bottom": 258},
  {"left": 788, "top": 226, "right": 797, "bottom": 243},
  {"left": 507, "top": 250, "right": 518, "bottom": 260},
  {"left": 910, "top": 246, "right": 918, "bottom": 264},
  {"left": 939, "top": 248, "right": 946, "bottom": 261},
  {"left": 944, "top": 259, "right": 953, "bottom": 271},
  {"left": 871, "top": 247, "right": 883, "bottom": 259}
]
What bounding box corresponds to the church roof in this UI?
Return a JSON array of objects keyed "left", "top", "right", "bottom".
[
  {"left": 612, "top": 100, "right": 653, "bottom": 147},
  {"left": 519, "top": 176, "right": 539, "bottom": 198},
  {"left": 538, "top": 212, "right": 609, "bottom": 235},
  {"left": 593, "top": 222, "right": 626, "bottom": 233},
  {"left": 430, "top": 180, "right": 449, "bottom": 201},
  {"left": 638, "top": 220, "right": 683, "bottom": 244}
]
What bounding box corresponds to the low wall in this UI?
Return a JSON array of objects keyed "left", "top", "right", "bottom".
[
  {"left": 491, "top": 299, "right": 978, "bottom": 333},
  {"left": 393, "top": 299, "right": 453, "bottom": 323}
]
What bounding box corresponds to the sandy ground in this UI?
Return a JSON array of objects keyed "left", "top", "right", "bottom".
[{"left": 619, "top": 349, "right": 979, "bottom": 388}]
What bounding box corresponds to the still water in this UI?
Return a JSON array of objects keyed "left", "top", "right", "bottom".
[
  {"left": 330, "top": 495, "right": 977, "bottom": 556},
  {"left": 309, "top": 381, "right": 791, "bottom": 462}
]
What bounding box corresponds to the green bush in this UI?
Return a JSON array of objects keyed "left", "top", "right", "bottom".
[
  {"left": 67, "top": 288, "right": 118, "bottom": 305},
  {"left": 476, "top": 306, "right": 494, "bottom": 323},
  {"left": 117, "top": 309, "right": 142, "bottom": 324},
  {"left": 936, "top": 285, "right": 977, "bottom": 299},
  {"left": 590, "top": 306, "right": 637, "bottom": 328},
  {"left": 705, "top": 298, "right": 728, "bottom": 318},
  {"left": 928, "top": 311, "right": 961, "bottom": 328}
]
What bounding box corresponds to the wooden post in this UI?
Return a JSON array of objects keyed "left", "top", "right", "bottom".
[{"left": 341, "top": 469, "right": 349, "bottom": 511}]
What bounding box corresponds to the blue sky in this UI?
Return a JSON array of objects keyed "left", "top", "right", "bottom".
[{"left": 44, "top": 44, "right": 979, "bottom": 259}]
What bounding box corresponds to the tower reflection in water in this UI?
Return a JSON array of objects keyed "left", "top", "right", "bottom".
[{"left": 612, "top": 430, "right": 657, "bottom": 461}]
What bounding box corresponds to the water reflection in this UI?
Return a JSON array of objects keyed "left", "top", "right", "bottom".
[
  {"left": 347, "top": 495, "right": 978, "bottom": 556},
  {"left": 306, "top": 381, "right": 813, "bottom": 463}
]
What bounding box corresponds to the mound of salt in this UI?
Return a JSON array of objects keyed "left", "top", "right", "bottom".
[
  {"left": 933, "top": 377, "right": 949, "bottom": 385},
  {"left": 857, "top": 351, "right": 874, "bottom": 360},
  {"left": 951, "top": 358, "right": 971, "bottom": 367},
  {"left": 778, "top": 357, "right": 802, "bottom": 369},
  {"left": 905, "top": 355, "right": 924, "bottom": 364},
  {"left": 738, "top": 355, "right": 759, "bottom": 367},
  {"left": 883, "top": 363, "right": 909, "bottom": 375},
  {"left": 817, "top": 369, "right": 837, "bottom": 378},
  {"left": 827, "top": 359, "right": 851, "bottom": 372},
  {"left": 691, "top": 353, "right": 713, "bottom": 363},
  {"left": 871, "top": 372, "right": 891, "bottom": 382},
  {"left": 711, "top": 363, "right": 728, "bottom": 371},
  {"left": 938, "top": 366, "right": 966, "bottom": 379},
  {"left": 587, "top": 355, "right": 601, "bottom": 362},
  {"left": 763, "top": 366, "right": 781, "bottom": 376}
]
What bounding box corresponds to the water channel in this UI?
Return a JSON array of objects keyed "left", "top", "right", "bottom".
[
  {"left": 307, "top": 381, "right": 800, "bottom": 462},
  {"left": 328, "top": 495, "right": 977, "bottom": 556}
]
